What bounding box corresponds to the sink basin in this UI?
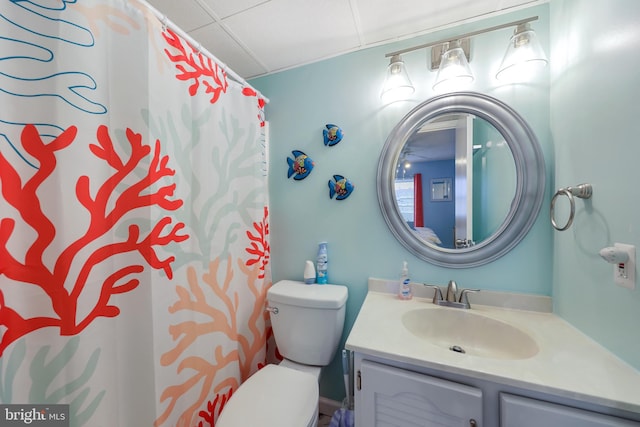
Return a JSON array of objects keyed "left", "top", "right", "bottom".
[{"left": 401, "top": 307, "right": 539, "bottom": 360}]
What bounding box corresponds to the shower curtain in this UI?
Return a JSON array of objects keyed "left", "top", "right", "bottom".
[{"left": 0, "top": 1, "right": 271, "bottom": 425}]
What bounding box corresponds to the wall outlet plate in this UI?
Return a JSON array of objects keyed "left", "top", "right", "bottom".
[{"left": 613, "top": 243, "right": 635, "bottom": 289}]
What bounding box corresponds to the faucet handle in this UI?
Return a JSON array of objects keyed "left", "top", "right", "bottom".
[
  {"left": 458, "top": 288, "right": 480, "bottom": 307},
  {"left": 423, "top": 284, "right": 443, "bottom": 304}
]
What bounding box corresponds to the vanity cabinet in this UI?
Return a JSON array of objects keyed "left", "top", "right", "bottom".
[
  {"left": 359, "top": 360, "right": 482, "bottom": 426},
  {"left": 353, "top": 353, "right": 640, "bottom": 427},
  {"left": 500, "top": 394, "right": 640, "bottom": 427}
]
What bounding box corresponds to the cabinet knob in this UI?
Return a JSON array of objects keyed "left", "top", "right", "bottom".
[{"left": 469, "top": 420, "right": 477, "bottom": 427}]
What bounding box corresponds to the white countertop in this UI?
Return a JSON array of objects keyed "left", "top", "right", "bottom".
[{"left": 345, "top": 280, "right": 640, "bottom": 414}]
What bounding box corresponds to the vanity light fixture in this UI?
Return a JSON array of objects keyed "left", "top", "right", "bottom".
[
  {"left": 432, "top": 39, "right": 474, "bottom": 92},
  {"left": 496, "top": 22, "right": 548, "bottom": 81},
  {"left": 381, "top": 16, "right": 546, "bottom": 101},
  {"left": 380, "top": 54, "right": 415, "bottom": 103}
]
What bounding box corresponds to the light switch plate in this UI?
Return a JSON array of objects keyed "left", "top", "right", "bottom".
[{"left": 613, "top": 243, "right": 635, "bottom": 289}]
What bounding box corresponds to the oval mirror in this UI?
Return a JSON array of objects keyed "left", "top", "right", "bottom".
[{"left": 377, "top": 92, "right": 545, "bottom": 268}]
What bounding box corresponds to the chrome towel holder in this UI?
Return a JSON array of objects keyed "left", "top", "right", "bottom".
[{"left": 550, "top": 183, "right": 592, "bottom": 231}]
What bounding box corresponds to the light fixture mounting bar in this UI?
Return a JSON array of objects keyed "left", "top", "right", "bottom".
[{"left": 384, "top": 16, "right": 539, "bottom": 58}]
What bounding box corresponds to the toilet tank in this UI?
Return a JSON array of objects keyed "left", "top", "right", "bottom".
[{"left": 267, "top": 280, "right": 348, "bottom": 366}]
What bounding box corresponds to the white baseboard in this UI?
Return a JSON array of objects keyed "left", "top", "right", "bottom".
[{"left": 319, "top": 397, "right": 342, "bottom": 416}]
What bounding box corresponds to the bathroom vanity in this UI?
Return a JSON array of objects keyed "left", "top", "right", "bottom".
[{"left": 345, "top": 279, "right": 640, "bottom": 426}]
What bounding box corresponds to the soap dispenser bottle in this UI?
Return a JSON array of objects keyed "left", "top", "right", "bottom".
[{"left": 398, "top": 261, "right": 412, "bottom": 300}]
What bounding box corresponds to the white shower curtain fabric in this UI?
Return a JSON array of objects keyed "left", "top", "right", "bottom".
[{"left": 0, "top": 1, "right": 270, "bottom": 426}]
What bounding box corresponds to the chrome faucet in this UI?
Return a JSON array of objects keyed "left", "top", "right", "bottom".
[
  {"left": 423, "top": 281, "right": 479, "bottom": 309},
  {"left": 445, "top": 280, "right": 458, "bottom": 302}
]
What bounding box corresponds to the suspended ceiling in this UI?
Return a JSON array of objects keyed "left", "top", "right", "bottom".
[{"left": 144, "top": 0, "right": 545, "bottom": 80}]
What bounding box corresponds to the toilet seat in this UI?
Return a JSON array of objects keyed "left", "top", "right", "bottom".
[{"left": 216, "top": 364, "right": 319, "bottom": 427}]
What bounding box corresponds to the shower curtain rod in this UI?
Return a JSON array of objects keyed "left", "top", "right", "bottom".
[{"left": 134, "top": 0, "right": 269, "bottom": 103}]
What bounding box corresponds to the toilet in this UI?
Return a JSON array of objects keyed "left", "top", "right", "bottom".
[{"left": 216, "top": 280, "right": 348, "bottom": 427}]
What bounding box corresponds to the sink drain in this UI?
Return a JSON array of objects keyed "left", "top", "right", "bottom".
[{"left": 449, "top": 345, "right": 466, "bottom": 354}]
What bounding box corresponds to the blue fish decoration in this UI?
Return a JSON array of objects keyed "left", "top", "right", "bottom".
[
  {"left": 323, "top": 124, "right": 344, "bottom": 147},
  {"left": 328, "top": 175, "right": 354, "bottom": 200},
  {"left": 287, "top": 150, "right": 314, "bottom": 180}
]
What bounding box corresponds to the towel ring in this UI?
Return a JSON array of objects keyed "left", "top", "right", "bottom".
[{"left": 550, "top": 183, "right": 592, "bottom": 231}]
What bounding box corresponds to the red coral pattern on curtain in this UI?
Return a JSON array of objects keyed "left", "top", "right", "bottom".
[
  {"left": 242, "top": 87, "right": 267, "bottom": 128},
  {"left": 162, "top": 28, "right": 229, "bottom": 104},
  {"left": 0, "top": 124, "right": 187, "bottom": 356},
  {"left": 245, "top": 206, "right": 270, "bottom": 279}
]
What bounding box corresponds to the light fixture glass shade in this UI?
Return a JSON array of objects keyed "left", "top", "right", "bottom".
[
  {"left": 496, "top": 23, "right": 548, "bottom": 81},
  {"left": 432, "top": 40, "right": 474, "bottom": 92},
  {"left": 380, "top": 54, "right": 414, "bottom": 103}
]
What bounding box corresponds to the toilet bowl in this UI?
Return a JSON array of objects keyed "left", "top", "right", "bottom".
[
  {"left": 216, "top": 280, "right": 348, "bottom": 427},
  {"left": 216, "top": 364, "right": 319, "bottom": 427}
]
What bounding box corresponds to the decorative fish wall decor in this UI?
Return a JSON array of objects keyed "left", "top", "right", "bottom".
[
  {"left": 287, "top": 150, "right": 315, "bottom": 180},
  {"left": 323, "top": 124, "right": 343, "bottom": 147},
  {"left": 328, "top": 175, "right": 354, "bottom": 200}
]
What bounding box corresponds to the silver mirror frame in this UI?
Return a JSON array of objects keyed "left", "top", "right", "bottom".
[{"left": 377, "top": 92, "right": 545, "bottom": 268}]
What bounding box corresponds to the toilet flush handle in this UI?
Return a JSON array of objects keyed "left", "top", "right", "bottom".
[{"left": 265, "top": 306, "right": 279, "bottom": 315}]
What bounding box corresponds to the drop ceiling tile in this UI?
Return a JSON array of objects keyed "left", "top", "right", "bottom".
[
  {"left": 197, "top": 0, "right": 270, "bottom": 19},
  {"left": 499, "top": 0, "right": 541, "bottom": 9},
  {"left": 145, "top": 0, "right": 213, "bottom": 32},
  {"left": 144, "top": 0, "right": 546, "bottom": 79},
  {"left": 189, "top": 23, "right": 268, "bottom": 79},
  {"left": 220, "top": 0, "right": 361, "bottom": 72},
  {"left": 355, "top": 0, "right": 502, "bottom": 43}
]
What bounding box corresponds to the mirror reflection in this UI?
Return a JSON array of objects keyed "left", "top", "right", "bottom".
[
  {"left": 377, "top": 92, "right": 545, "bottom": 268},
  {"left": 394, "top": 114, "right": 516, "bottom": 249}
]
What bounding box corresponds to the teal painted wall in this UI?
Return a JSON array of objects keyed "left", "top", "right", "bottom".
[
  {"left": 252, "top": 7, "right": 554, "bottom": 401},
  {"left": 550, "top": 0, "right": 640, "bottom": 370}
]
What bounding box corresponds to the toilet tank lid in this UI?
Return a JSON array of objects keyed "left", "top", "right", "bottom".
[{"left": 268, "top": 280, "right": 348, "bottom": 309}]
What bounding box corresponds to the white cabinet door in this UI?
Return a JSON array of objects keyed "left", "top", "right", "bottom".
[
  {"left": 359, "top": 360, "right": 482, "bottom": 426},
  {"left": 500, "top": 394, "right": 640, "bottom": 427}
]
